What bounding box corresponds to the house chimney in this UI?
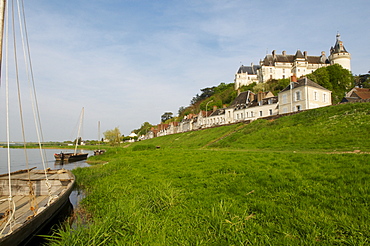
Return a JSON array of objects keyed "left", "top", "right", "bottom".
[
  {"left": 282, "top": 50, "right": 286, "bottom": 56},
  {"left": 237, "top": 89, "right": 240, "bottom": 95},
  {"left": 304, "top": 51, "right": 307, "bottom": 59},
  {"left": 272, "top": 50, "right": 276, "bottom": 59},
  {"left": 213, "top": 105, "right": 217, "bottom": 112},
  {"left": 257, "top": 91, "right": 264, "bottom": 102},
  {"left": 291, "top": 74, "right": 297, "bottom": 82},
  {"left": 223, "top": 104, "right": 226, "bottom": 108}
]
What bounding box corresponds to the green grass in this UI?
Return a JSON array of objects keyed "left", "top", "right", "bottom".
[{"left": 47, "top": 103, "right": 370, "bottom": 245}]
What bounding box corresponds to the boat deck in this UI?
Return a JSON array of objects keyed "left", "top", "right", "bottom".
[{"left": 0, "top": 169, "right": 74, "bottom": 236}]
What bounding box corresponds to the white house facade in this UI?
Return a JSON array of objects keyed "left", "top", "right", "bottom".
[{"left": 278, "top": 77, "right": 332, "bottom": 114}]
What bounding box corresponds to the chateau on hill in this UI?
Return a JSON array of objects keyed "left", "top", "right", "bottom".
[
  {"left": 139, "top": 34, "right": 354, "bottom": 140},
  {"left": 234, "top": 33, "right": 351, "bottom": 89}
]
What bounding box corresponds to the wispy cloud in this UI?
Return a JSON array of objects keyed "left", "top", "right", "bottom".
[{"left": 1, "top": 0, "right": 368, "bottom": 141}]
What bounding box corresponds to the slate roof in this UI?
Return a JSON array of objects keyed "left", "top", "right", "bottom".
[
  {"left": 237, "top": 65, "right": 260, "bottom": 75},
  {"left": 330, "top": 33, "right": 348, "bottom": 54},
  {"left": 261, "top": 50, "right": 329, "bottom": 66},
  {"left": 230, "top": 91, "right": 253, "bottom": 106},
  {"left": 280, "top": 77, "right": 330, "bottom": 92},
  {"left": 209, "top": 108, "right": 225, "bottom": 117}
]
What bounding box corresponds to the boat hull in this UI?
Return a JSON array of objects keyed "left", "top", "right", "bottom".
[
  {"left": 54, "top": 152, "right": 88, "bottom": 162},
  {"left": 0, "top": 169, "right": 75, "bottom": 245}
]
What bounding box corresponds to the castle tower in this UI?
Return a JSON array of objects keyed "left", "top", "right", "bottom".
[{"left": 329, "top": 33, "right": 351, "bottom": 71}]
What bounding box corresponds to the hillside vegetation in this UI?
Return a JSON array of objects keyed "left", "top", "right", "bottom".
[
  {"left": 50, "top": 102, "right": 370, "bottom": 245},
  {"left": 138, "top": 102, "right": 370, "bottom": 152}
]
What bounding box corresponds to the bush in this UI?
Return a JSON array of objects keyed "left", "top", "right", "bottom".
[{"left": 132, "top": 144, "right": 157, "bottom": 151}]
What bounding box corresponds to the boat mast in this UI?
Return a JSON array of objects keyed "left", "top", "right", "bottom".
[
  {"left": 0, "top": 0, "right": 6, "bottom": 77},
  {"left": 74, "top": 107, "right": 84, "bottom": 154}
]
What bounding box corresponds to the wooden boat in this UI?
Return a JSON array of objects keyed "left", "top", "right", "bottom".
[
  {"left": 0, "top": 0, "right": 76, "bottom": 244},
  {"left": 54, "top": 152, "right": 89, "bottom": 162},
  {"left": 55, "top": 108, "right": 88, "bottom": 162},
  {"left": 0, "top": 168, "right": 75, "bottom": 245}
]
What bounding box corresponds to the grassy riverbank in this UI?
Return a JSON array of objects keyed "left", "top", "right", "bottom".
[{"left": 48, "top": 102, "right": 370, "bottom": 245}]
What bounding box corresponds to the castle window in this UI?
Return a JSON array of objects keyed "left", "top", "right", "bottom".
[
  {"left": 283, "top": 69, "right": 285, "bottom": 73},
  {"left": 282, "top": 75, "right": 285, "bottom": 79},
  {"left": 323, "top": 93, "right": 327, "bottom": 102},
  {"left": 314, "top": 91, "right": 318, "bottom": 100},
  {"left": 269, "top": 109, "right": 273, "bottom": 115},
  {"left": 259, "top": 111, "right": 263, "bottom": 117},
  {"left": 296, "top": 105, "right": 301, "bottom": 111}
]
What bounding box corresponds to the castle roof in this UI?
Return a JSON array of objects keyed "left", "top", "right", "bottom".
[
  {"left": 330, "top": 33, "right": 348, "bottom": 54},
  {"left": 261, "top": 50, "right": 329, "bottom": 66},
  {"left": 237, "top": 65, "right": 260, "bottom": 75}
]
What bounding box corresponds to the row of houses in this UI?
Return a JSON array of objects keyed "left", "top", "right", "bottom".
[{"left": 140, "top": 76, "right": 337, "bottom": 140}]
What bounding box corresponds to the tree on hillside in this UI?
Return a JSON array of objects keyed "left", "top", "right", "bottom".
[
  {"left": 161, "top": 112, "right": 173, "bottom": 122},
  {"left": 307, "top": 64, "right": 353, "bottom": 103},
  {"left": 103, "top": 127, "right": 122, "bottom": 145},
  {"left": 239, "top": 82, "right": 257, "bottom": 93},
  {"left": 178, "top": 106, "right": 186, "bottom": 116},
  {"left": 354, "top": 73, "right": 370, "bottom": 88},
  {"left": 133, "top": 122, "right": 154, "bottom": 136}
]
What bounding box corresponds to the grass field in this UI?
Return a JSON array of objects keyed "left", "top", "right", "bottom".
[{"left": 47, "top": 103, "right": 370, "bottom": 245}]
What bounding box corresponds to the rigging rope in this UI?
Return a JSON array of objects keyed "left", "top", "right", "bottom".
[
  {"left": 16, "top": 0, "right": 52, "bottom": 206},
  {"left": 3, "top": 0, "right": 16, "bottom": 233},
  {"left": 1, "top": 0, "right": 53, "bottom": 234}
]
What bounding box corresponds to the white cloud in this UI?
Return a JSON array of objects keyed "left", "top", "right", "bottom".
[{"left": 1, "top": 0, "right": 368, "bottom": 141}]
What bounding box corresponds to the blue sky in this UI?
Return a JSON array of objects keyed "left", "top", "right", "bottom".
[{"left": 2, "top": 0, "right": 369, "bottom": 141}]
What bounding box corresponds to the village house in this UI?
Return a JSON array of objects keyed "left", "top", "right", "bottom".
[
  {"left": 143, "top": 75, "right": 333, "bottom": 140},
  {"left": 341, "top": 87, "right": 370, "bottom": 103},
  {"left": 278, "top": 76, "right": 332, "bottom": 114}
]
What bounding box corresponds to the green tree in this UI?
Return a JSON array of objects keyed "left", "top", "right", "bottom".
[
  {"left": 354, "top": 73, "right": 370, "bottom": 88},
  {"left": 307, "top": 64, "right": 353, "bottom": 103},
  {"left": 178, "top": 106, "right": 186, "bottom": 116},
  {"left": 103, "top": 127, "right": 121, "bottom": 145},
  {"left": 133, "top": 122, "right": 154, "bottom": 136},
  {"left": 161, "top": 112, "right": 173, "bottom": 122}
]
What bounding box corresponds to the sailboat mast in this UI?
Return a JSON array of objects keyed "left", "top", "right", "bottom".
[
  {"left": 0, "top": 0, "right": 6, "bottom": 75},
  {"left": 74, "top": 107, "right": 84, "bottom": 154}
]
